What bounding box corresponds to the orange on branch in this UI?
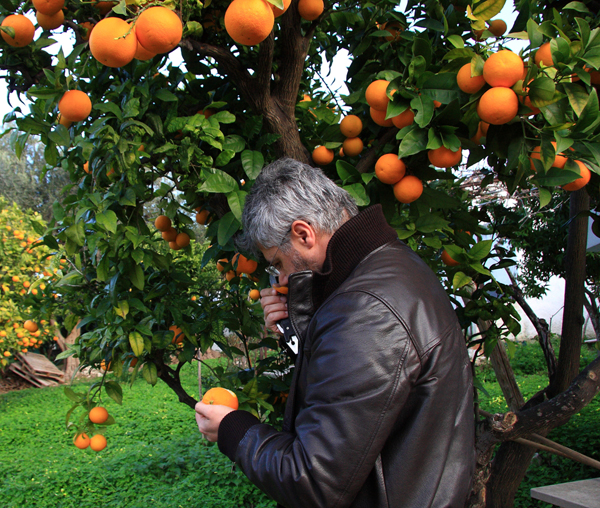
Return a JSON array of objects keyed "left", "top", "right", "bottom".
[
  {"left": 535, "top": 42, "right": 553, "bottom": 67},
  {"left": 224, "top": 0, "right": 274, "bottom": 46},
  {"left": 32, "top": 0, "right": 64, "bottom": 15},
  {"left": 393, "top": 176, "right": 423, "bottom": 204},
  {"left": 487, "top": 19, "right": 507, "bottom": 37},
  {"left": 340, "top": 115, "right": 363, "bottom": 137},
  {"left": 134, "top": 40, "right": 156, "bottom": 61},
  {"left": 312, "top": 146, "right": 334, "bottom": 166},
  {"left": 203, "top": 387, "right": 239, "bottom": 409},
  {"left": 161, "top": 227, "right": 177, "bottom": 242},
  {"left": 89, "top": 17, "right": 137, "bottom": 68},
  {"left": 562, "top": 161, "right": 591, "bottom": 191},
  {"left": 216, "top": 258, "right": 229, "bottom": 272},
  {"left": 530, "top": 141, "right": 568, "bottom": 170},
  {"left": 154, "top": 215, "right": 171, "bottom": 231},
  {"left": 370, "top": 107, "right": 393, "bottom": 127},
  {"left": 135, "top": 6, "right": 182, "bottom": 54},
  {"left": 93, "top": 1, "right": 116, "bottom": 15},
  {"left": 342, "top": 137, "right": 364, "bottom": 157},
  {"left": 457, "top": 63, "right": 486, "bottom": 94},
  {"left": 232, "top": 253, "right": 258, "bottom": 274},
  {"left": 477, "top": 87, "right": 519, "bottom": 125},
  {"left": 365, "top": 80, "right": 391, "bottom": 111},
  {"left": 24, "top": 320, "right": 38, "bottom": 332},
  {"left": 380, "top": 20, "right": 403, "bottom": 42},
  {"left": 169, "top": 325, "right": 184, "bottom": 344},
  {"left": 175, "top": 232, "right": 191, "bottom": 248},
  {"left": 391, "top": 109, "right": 415, "bottom": 129},
  {"left": 79, "top": 21, "right": 95, "bottom": 41},
  {"left": 74, "top": 433, "right": 90, "bottom": 449},
  {"left": 249, "top": 289, "right": 260, "bottom": 301},
  {"left": 196, "top": 210, "right": 210, "bottom": 224},
  {"left": 428, "top": 146, "right": 462, "bottom": 168},
  {"left": 1, "top": 15, "right": 36, "bottom": 48},
  {"left": 375, "top": 154, "right": 406, "bottom": 184},
  {"left": 90, "top": 434, "right": 107, "bottom": 452},
  {"left": 298, "top": 0, "right": 324, "bottom": 21},
  {"left": 441, "top": 250, "right": 460, "bottom": 266},
  {"left": 483, "top": 50, "right": 524, "bottom": 87},
  {"left": 36, "top": 10, "right": 64, "bottom": 31},
  {"left": 89, "top": 406, "right": 109, "bottom": 424},
  {"left": 270, "top": 0, "right": 291, "bottom": 17}
]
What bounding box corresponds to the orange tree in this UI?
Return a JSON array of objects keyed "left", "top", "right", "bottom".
[{"left": 1, "top": 0, "right": 600, "bottom": 504}]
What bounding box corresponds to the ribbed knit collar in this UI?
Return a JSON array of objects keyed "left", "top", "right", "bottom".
[{"left": 311, "top": 205, "right": 399, "bottom": 308}]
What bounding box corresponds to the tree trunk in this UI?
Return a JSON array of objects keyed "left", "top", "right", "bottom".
[{"left": 583, "top": 289, "right": 600, "bottom": 340}]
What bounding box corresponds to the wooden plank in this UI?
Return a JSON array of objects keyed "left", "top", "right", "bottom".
[
  {"left": 531, "top": 478, "right": 600, "bottom": 508},
  {"left": 19, "top": 353, "right": 64, "bottom": 379}
]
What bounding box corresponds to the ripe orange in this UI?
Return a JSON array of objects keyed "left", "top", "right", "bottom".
[
  {"left": 393, "top": 176, "right": 423, "bottom": 203},
  {"left": 428, "top": 146, "right": 462, "bottom": 168},
  {"left": 89, "top": 406, "right": 109, "bottom": 424},
  {"left": 216, "top": 258, "right": 229, "bottom": 272},
  {"left": 487, "top": 19, "right": 507, "bottom": 37},
  {"left": 169, "top": 325, "right": 184, "bottom": 344},
  {"left": 1, "top": 15, "right": 36, "bottom": 47},
  {"left": 79, "top": 22, "right": 95, "bottom": 41},
  {"left": 298, "top": 0, "right": 324, "bottom": 21},
  {"left": 477, "top": 87, "right": 519, "bottom": 125},
  {"left": 154, "top": 215, "right": 171, "bottom": 231},
  {"left": 312, "top": 145, "right": 334, "bottom": 166},
  {"left": 134, "top": 39, "right": 156, "bottom": 61},
  {"left": 380, "top": 20, "right": 403, "bottom": 42},
  {"left": 370, "top": 107, "right": 393, "bottom": 127},
  {"left": 161, "top": 227, "right": 177, "bottom": 242},
  {"left": 519, "top": 94, "right": 541, "bottom": 116},
  {"left": 441, "top": 250, "right": 460, "bottom": 266},
  {"left": 480, "top": 121, "right": 490, "bottom": 136},
  {"left": 457, "top": 63, "right": 486, "bottom": 94},
  {"left": 135, "top": 6, "right": 182, "bottom": 54},
  {"left": 202, "top": 387, "right": 239, "bottom": 409},
  {"left": 530, "top": 141, "right": 567, "bottom": 170},
  {"left": 365, "top": 80, "right": 391, "bottom": 111},
  {"left": 89, "top": 17, "right": 137, "bottom": 68},
  {"left": 249, "top": 289, "right": 260, "bottom": 301},
  {"left": 196, "top": 210, "right": 210, "bottom": 224},
  {"left": 224, "top": 0, "right": 274, "bottom": 46},
  {"left": 90, "top": 434, "right": 107, "bottom": 452},
  {"left": 340, "top": 115, "right": 363, "bottom": 137},
  {"left": 274, "top": 285, "right": 288, "bottom": 294},
  {"left": 535, "top": 42, "right": 553, "bottom": 67},
  {"left": 225, "top": 270, "right": 236, "bottom": 282},
  {"left": 93, "top": 1, "right": 116, "bottom": 15},
  {"left": 36, "top": 10, "right": 64, "bottom": 30},
  {"left": 270, "top": 0, "right": 291, "bottom": 17},
  {"left": 562, "top": 161, "right": 591, "bottom": 191},
  {"left": 175, "top": 232, "right": 191, "bottom": 248},
  {"left": 392, "top": 109, "right": 415, "bottom": 129},
  {"left": 342, "top": 137, "right": 364, "bottom": 157},
  {"left": 73, "top": 433, "right": 90, "bottom": 449},
  {"left": 100, "top": 360, "right": 112, "bottom": 371},
  {"left": 375, "top": 154, "right": 406, "bottom": 184},
  {"left": 32, "top": 0, "right": 64, "bottom": 15},
  {"left": 232, "top": 253, "right": 258, "bottom": 274},
  {"left": 57, "top": 114, "right": 72, "bottom": 128},
  {"left": 24, "top": 320, "right": 38, "bottom": 333},
  {"left": 483, "top": 50, "right": 524, "bottom": 87}
]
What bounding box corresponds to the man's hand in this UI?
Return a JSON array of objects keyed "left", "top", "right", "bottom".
[
  {"left": 195, "top": 402, "right": 235, "bottom": 442},
  {"left": 260, "top": 287, "right": 288, "bottom": 334}
]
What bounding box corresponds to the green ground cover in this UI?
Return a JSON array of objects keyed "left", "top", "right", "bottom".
[{"left": 0, "top": 341, "right": 598, "bottom": 508}]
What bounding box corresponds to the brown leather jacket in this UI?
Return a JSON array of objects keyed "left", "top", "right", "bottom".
[{"left": 218, "top": 206, "right": 475, "bottom": 507}]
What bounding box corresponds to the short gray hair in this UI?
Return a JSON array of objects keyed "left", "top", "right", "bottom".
[{"left": 237, "top": 158, "right": 358, "bottom": 256}]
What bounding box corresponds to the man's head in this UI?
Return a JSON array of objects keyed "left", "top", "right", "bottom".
[{"left": 237, "top": 158, "right": 358, "bottom": 278}]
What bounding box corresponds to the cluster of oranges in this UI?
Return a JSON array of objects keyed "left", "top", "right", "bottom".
[
  {"left": 0, "top": 320, "right": 53, "bottom": 356},
  {"left": 32, "top": 0, "right": 65, "bottom": 31},
  {"left": 216, "top": 253, "right": 258, "bottom": 283},
  {"left": 1, "top": 13, "right": 35, "bottom": 47},
  {"left": 73, "top": 406, "right": 110, "bottom": 452},
  {"left": 375, "top": 153, "right": 423, "bottom": 204},
  {"left": 57, "top": 90, "right": 92, "bottom": 128},
  {"left": 154, "top": 215, "right": 191, "bottom": 251},
  {"left": 339, "top": 115, "right": 364, "bottom": 158}
]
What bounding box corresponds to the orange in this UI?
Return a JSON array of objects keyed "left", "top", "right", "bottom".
[
  {"left": 562, "top": 161, "right": 591, "bottom": 191},
  {"left": 196, "top": 210, "right": 210, "bottom": 224},
  {"left": 392, "top": 109, "right": 415, "bottom": 129},
  {"left": 365, "top": 80, "right": 391, "bottom": 111},
  {"left": 135, "top": 6, "right": 182, "bottom": 54},
  {"left": 89, "top": 434, "right": 107, "bottom": 452},
  {"left": 483, "top": 50, "right": 524, "bottom": 87},
  {"left": 428, "top": 146, "right": 462, "bottom": 168},
  {"left": 232, "top": 253, "right": 258, "bottom": 274},
  {"left": 161, "top": 227, "right": 177, "bottom": 242},
  {"left": 249, "top": 289, "right": 260, "bottom": 301},
  {"left": 100, "top": 359, "right": 112, "bottom": 371},
  {"left": 342, "top": 137, "right": 364, "bottom": 157},
  {"left": 1, "top": 15, "right": 36, "bottom": 47},
  {"left": 380, "top": 20, "right": 403, "bottom": 42},
  {"left": 154, "top": 215, "right": 171, "bottom": 231},
  {"left": 89, "top": 17, "right": 137, "bottom": 68},
  {"left": 519, "top": 94, "right": 540, "bottom": 116},
  {"left": 340, "top": 115, "right": 363, "bottom": 137},
  {"left": 441, "top": 250, "right": 460, "bottom": 266},
  {"left": 93, "top": 1, "right": 116, "bottom": 15},
  {"left": 169, "top": 241, "right": 181, "bottom": 250},
  {"left": 175, "top": 232, "right": 191, "bottom": 248},
  {"left": 274, "top": 285, "right": 288, "bottom": 294},
  {"left": 298, "top": 0, "right": 324, "bottom": 21},
  {"left": 24, "top": 320, "right": 38, "bottom": 332},
  {"left": 535, "top": 42, "right": 553, "bottom": 67},
  {"left": 224, "top": 0, "right": 274, "bottom": 46},
  {"left": 480, "top": 121, "right": 490, "bottom": 136},
  {"left": 79, "top": 22, "right": 95, "bottom": 41},
  {"left": 134, "top": 39, "right": 156, "bottom": 61},
  {"left": 370, "top": 107, "right": 393, "bottom": 127},
  {"left": 216, "top": 258, "right": 229, "bottom": 272},
  {"left": 270, "top": 0, "right": 291, "bottom": 17},
  {"left": 32, "top": 0, "right": 64, "bottom": 15},
  {"left": 530, "top": 141, "right": 567, "bottom": 170},
  {"left": 202, "top": 387, "right": 239, "bottom": 409},
  {"left": 476, "top": 87, "right": 519, "bottom": 125},
  {"left": 393, "top": 176, "right": 423, "bottom": 204},
  {"left": 83, "top": 161, "right": 90, "bottom": 174},
  {"left": 312, "top": 145, "right": 334, "bottom": 165},
  {"left": 73, "top": 433, "right": 90, "bottom": 449},
  {"left": 169, "top": 325, "right": 184, "bottom": 344},
  {"left": 457, "top": 63, "right": 486, "bottom": 94},
  {"left": 36, "top": 10, "right": 64, "bottom": 30},
  {"left": 375, "top": 154, "right": 406, "bottom": 184},
  {"left": 89, "top": 406, "right": 109, "bottom": 424},
  {"left": 487, "top": 19, "right": 507, "bottom": 37},
  {"left": 225, "top": 270, "right": 236, "bottom": 281}
]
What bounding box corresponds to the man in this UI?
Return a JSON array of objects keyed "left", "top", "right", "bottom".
[{"left": 195, "top": 158, "right": 475, "bottom": 507}]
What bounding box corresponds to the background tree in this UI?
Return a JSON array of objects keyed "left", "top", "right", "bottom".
[{"left": 1, "top": 0, "right": 599, "bottom": 505}]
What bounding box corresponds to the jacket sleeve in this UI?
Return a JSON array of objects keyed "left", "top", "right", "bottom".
[{"left": 224, "top": 290, "right": 421, "bottom": 508}]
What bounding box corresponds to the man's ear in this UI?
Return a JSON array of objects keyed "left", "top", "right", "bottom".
[{"left": 290, "top": 220, "right": 316, "bottom": 249}]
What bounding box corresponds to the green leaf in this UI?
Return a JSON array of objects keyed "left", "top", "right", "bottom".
[
  {"left": 563, "top": 1, "right": 590, "bottom": 12},
  {"left": 343, "top": 183, "right": 370, "bottom": 206},
  {"left": 114, "top": 300, "right": 129, "bottom": 318},
  {"left": 468, "top": 240, "right": 493, "bottom": 260},
  {"left": 65, "top": 222, "right": 85, "bottom": 247},
  {"left": 64, "top": 386, "right": 83, "bottom": 403},
  {"left": 241, "top": 150, "right": 264, "bottom": 180},
  {"left": 129, "top": 331, "right": 144, "bottom": 357},
  {"left": 336, "top": 160, "right": 360, "bottom": 184},
  {"left": 96, "top": 210, "right": 118, "bottom": 234},
  {"left": 452, "top": 272, "right": 473, "bottom": 290},
  {"left": 398, "top": 128, "right": 428, "bottom": 158},
  {"left": 562, "top": 83, "right": 589, "bottom": 117},
  {"left": 129, "top": 264, "right": 145, "bottom": 290},
  {"left": 470, "top": 0, "right": 506, "bottom": 21},
  {"left": 212, "top": 111, "right": 236, "bottom": 124},
  {"left": 415, "top": 214, "right": 449, "bottom": 233},
  {"left": 48, "top": 125, "right": 71, "bottom": 147},
  {"left": 142, "top": 362, "right": 158, "bottom": 386},
  {"left": 223, "top": 135, "right": 246, "bottom": 152},
  {"left": 94, "top": 102, "right": 122, "bottom": 119},
  {"left": 155, "top": 90, "right": 178, "bottom": 102},
  {"left": 215, "top": 149, "right": 235, "bottom": 167},
  {"left": 217, "top": 212, "right": 240, "bottom": 247},
  {"left": 105, "top": 381, "right": 123, "bottom": 404},
  {"left": 199, "top": 169, "right": 237, "bottom": 193},
  {"left": 539, "top": 188, "right": 552, "bottom": 208},
  {"left": 446, "top": 35, "right": 465, "bottom": 49},
  {"left": 227, "top": 190, "right": 247, "bottom": 222}
]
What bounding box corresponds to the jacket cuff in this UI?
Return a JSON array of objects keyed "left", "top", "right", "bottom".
[{"left": 218, "top": 410, "right": 261, "bottom": 461}]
